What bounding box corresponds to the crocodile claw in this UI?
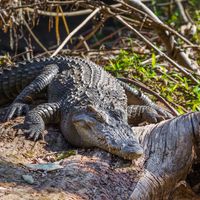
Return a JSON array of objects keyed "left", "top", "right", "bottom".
[
  {"left": 23, "top": 123, "right": 44, "bottom": 141},
  {"left": 143, "top": 110, "right": 165, "bottom": 123},
  {"left": 155, "top": 108, "right": 174, "bottom": 119},
  {"left": 4, "top": 102, "right": 29, "bottom": 121}
]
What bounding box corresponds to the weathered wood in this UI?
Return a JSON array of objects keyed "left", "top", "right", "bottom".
[{"left": 130, "top": 112, "right": 199, "bottom": 199}]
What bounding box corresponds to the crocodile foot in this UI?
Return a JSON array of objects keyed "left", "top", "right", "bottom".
[
  {"left": 23, "top": 113, "right": 45, "bottom": 141},
  {"left": 4, "top": 102, "right": 29, "bottom": 121}
]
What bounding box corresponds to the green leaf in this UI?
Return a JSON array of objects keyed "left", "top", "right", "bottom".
[{"left": 151, "top": 52, "right": 156, "bottom": 68}]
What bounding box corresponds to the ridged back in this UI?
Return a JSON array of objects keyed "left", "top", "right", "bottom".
[
  {"left": 0, "top": 56, "right": 69, "bottom": 105},
  {"left": 0, "top": 56, "right": 126, "bottom": 111}
]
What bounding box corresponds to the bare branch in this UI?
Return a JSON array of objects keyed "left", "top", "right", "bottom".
[
  {"left": 23, "top": 19, "right": 50, "bottom": 55},
  {"left": 24, "top": 7, "right": 92, "bottom": 17},
  {"left": 51, "top": 7, "right": 100, "bottom": 57}
]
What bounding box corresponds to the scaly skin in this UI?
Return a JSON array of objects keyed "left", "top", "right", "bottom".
[{"left": 1, "top": 56, "right": 172, "bottom": 160}]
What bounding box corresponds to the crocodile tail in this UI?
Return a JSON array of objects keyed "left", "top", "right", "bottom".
[{"left": 0, "top": 56, "right": 68, "bottom": 105}]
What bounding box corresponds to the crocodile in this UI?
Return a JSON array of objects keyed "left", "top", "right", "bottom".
[{"left": 0, "top": 56, "right": 172, "bottom": 160}]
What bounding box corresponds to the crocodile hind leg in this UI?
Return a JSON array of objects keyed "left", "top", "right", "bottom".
[
  {"left": 23, "top": 102, "right": 61, "bottom": 141},
  {"left": 127, "top": 105, "right": 164, "bottom": 125},
  {"left": 5, "top": 64, "right": 59, "bottom": 121},
  {"left": 119, "top": 80, "right": 174, "bottom": 119}
]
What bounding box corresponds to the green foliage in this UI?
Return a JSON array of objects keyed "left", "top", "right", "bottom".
[
  {"left": 105, "top": 50, "right": 146, "bottom": 76},
  {"left": 167, "top": 11, "right": 179, "bottom": 26},
  {"left": 56, "top": 150, "right": 77, "bottom": 160},
  {"left": 151, "top": 52, "right": 156, "bottom": 68},
  {"left": 192, "top": 10, "right": 200, "bottom": 44},
  {"left": 105, "top": 51, "right": 200, "bottom": 114},
  {"left": 189, "top": 0, "right": 200, "bottom": 7}
]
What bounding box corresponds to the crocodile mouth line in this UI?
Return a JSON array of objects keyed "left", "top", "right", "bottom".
[{"left": 95, "top": 136, "right": 142, "bottom": 160}]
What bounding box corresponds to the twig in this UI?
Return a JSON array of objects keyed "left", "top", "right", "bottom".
[
  {"left": 118, "top": 77, "right": 179, "bottom": 116},
  {"left": 120, "top": 15, "right": 147, "bottom": 27},
  {"left": 59, "top": 6, "right": 72, "bottom": 44},
  {"left": 141, "top": 55, "right": 160, "bottom": 65},
  {"left": 152, "top": 21, "right": 193, "bottom": 45},
  {"left": 24, "top": 7, "right": 92, "bottom": 17},
  {"left": 74, "top": 16, "right": 107, "bottom": 50},
  {"left": 175, "top": 0, "right": 189, "bottom": 23},
  {"left": 184, "top": 45, "right": 200, "bottom": 50},
  {"left": 79, "top": 36, "right": 90, "bottom": 51},
  {"left": 46, "top": 0, "right": 84, "bottom": 4},
  {"left": 91, "top": 27, "right": 126, "bottom": 48},
  {"left": 11, "top": 49, "right": 33, "bottom": 61},
  {"left": 0, "top": 13, "right": 7, "bottom": 25},
  {"left": 167, "top": 100, "right": 188, "bottom": 113},
  {"left": 22, "top": 3, "right": 121, "bottom": 17},
  {"left": 51, "top": 8, "right": 100, "bottom": 57},
  {"left": 114, "top": 15, "right": 199, "bottom": 84},
  {"left": 23, "top": 19, "right": 50, "bottom": 55}
]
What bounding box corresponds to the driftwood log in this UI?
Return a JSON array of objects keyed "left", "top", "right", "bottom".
[
  {"left": 130, "top": 112, "right": 199, "bottom": 199},
  {"left": 0, "top": 112, "right": 200, "bottom": 199}
]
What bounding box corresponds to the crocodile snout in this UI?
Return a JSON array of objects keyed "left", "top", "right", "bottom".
[
  {"left": 120, "top": 143, "right": 143, "bottom": 159},
  {"left": 106, "top": 137, "right": 143, "bottom": 160},
  {"left": 71, "top": 111, "right": 144, "bottom": 160}
]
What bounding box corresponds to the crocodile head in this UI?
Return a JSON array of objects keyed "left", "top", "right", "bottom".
[{"left": 68, "top": 105, "right": 143, "bottom": 160}]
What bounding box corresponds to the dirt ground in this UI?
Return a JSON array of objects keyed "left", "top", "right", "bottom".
[{"left": 0, "top": 111, "right": 142, "bottom": 200}]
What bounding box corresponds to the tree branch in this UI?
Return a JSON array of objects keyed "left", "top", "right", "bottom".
[{"left": 51, "top": 7, "right": 100, "bottom": 57}]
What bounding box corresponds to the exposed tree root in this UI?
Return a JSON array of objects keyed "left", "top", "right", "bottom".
[{"left": 130, "top": 112, "right": 199, "bottom": 199}]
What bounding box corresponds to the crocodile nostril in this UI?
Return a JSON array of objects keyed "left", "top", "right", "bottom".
[
  {"left": 122, "top": 143, "right": 143, "bottom": 156},
  {"left": 127, "top": 143, "right": 137, "bottom": 148}
]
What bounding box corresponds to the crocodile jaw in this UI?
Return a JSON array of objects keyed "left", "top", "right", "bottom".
[{"left": 72, "top": 113, "right": 143, "bottom": 160}]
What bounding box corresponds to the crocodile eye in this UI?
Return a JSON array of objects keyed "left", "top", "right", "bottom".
[
  {"left": 87, "top": 105, "right": 108, "bottom": 123},
  {"left": 113, "top": 109, "right": 124, "bottom": 120},
  {"left": 95, "top": 113, "right": 108, "bottom": 123},
  {"left": 87, "top": 105, "right": 98, "bottom": 113}
]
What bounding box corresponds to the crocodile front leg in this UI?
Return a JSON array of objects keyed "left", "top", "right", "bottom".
[
  {"left": 23, "top": 102, "right": 61, "bottom": 141},
  {"left": 5, "top": 64, "right": 59, "bottom": 121},
  {"left": 127, "top": 105, "right": 164, "bottom": 126}
]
